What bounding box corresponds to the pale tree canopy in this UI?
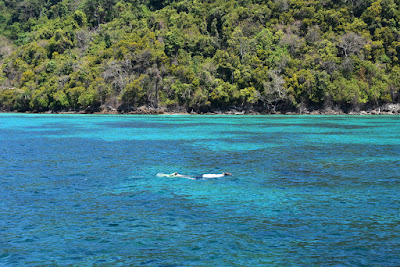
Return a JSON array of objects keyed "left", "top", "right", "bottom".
[{"left": 337, "top": 32, "right": 366, "bottom": 58}]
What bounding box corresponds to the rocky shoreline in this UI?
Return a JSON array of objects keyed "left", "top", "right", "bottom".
[
  {"left": 2, "top": 103, "right": 400, "bottom": 115},
  {"left": 85, "top": 103, "right": 400, "bottom": 115}
]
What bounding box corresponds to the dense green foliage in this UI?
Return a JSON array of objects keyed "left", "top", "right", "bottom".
[{"left": 1, "top": 0, "right": 400, "bottom": 113}]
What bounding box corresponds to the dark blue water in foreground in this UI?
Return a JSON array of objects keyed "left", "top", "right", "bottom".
[{"left": 1, "top": 114, "right": 400, "bottom": 266}]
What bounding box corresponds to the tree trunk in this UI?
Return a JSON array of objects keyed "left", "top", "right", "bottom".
[{"left": 155, "top": 80, "right": 158, "bottom": 109}]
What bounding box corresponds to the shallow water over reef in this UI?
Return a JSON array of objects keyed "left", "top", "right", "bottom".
[{"left": 1, "top": 114, "right": 400, "bottom": 265}]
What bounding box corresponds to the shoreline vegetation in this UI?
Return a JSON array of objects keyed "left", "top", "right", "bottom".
[
  {"left": 1, "top": 1, "right": 400, "bottom": 114},
  {"left": 2, "top": 103, "right": 400, "bottom": 115}
]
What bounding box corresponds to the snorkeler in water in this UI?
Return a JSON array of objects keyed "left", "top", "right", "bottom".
[
  {"left": 193, "top": 172, "right": 232, "bottom": 180},
  {"left": 157, "top": 172, "right": 232, "bottom": 179},
  {"left": 169, "top": 172, "right": 192, "bottom": 178},
  {"left": 157, "top": 172, "right": 186, "bottom": 178}
]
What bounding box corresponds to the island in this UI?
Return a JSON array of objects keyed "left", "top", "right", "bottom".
[{"left": 1, "top": 0, "right": 399, "bottom": 115}]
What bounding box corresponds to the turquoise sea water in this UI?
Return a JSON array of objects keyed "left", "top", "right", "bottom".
[{"left": 0, "top": 114, "right": 400, "bottom": 266}]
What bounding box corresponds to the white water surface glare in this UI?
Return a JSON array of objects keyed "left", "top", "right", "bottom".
[{"left": 0, "top": 114, "right": 400, "bottom": 266}]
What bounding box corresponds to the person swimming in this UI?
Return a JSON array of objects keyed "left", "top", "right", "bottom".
[
  {"left": 157, "top": 172, "right": 232, "bottom": 179},
  {"left": 156, "top": 172, "right": 187, "bottom": 178},
  {"left": 170, "top": 172, "right": 192, "bottom": 178},
  {"left": 193, "top": 172, "right": 232, "bottom": 180}
]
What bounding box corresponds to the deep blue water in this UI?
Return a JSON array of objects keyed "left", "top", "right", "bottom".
[{"left": 0, "top": 114, "right": 400, "bottom": 266}]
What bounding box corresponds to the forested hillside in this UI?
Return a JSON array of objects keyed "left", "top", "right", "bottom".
[{"left": 1, "top": 0, "right": 400, "bottom": 113}]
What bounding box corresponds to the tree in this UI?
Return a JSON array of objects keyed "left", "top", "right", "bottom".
[
  {"left": 0, "top": 36, "right": 15, "bottom": 65},
  {"left": 147, "top": 64, "right": 162, "bottom": 108},
  {"left": 261, "top": 70, "right": 287, "bottom": 111},
  {"left": 228, "top": 27, "right": 253, "bottom": 62},
  {"left": 337, "top": 32, "right": 367, "bottom": 58}
]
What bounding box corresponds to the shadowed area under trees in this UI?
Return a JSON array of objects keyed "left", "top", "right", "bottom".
[{"left": 1, "top": 0, "right": 400, "bottom": 113}]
